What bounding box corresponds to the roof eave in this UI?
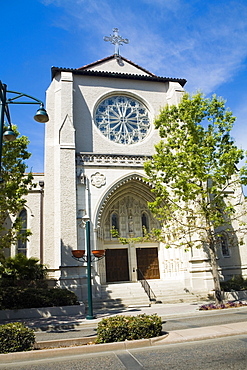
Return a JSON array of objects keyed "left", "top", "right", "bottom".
[{"left": 51, "top": 66, "right": 187, "bottom": 87}]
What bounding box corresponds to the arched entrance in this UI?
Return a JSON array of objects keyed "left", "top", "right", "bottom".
[{"left": 96, "top": 175, "right": 160, "bottom": 283}]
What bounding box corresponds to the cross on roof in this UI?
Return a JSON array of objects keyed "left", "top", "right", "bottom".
[{"left": 104, "top": 28, "right": 129, "bottom": 56}]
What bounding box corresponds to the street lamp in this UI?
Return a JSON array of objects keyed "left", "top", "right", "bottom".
[
  {"left": 72, "top": 215, "right": 105, "bottom": 320},
  {"left": 0, "top": 80, "right": 49, "bottom": 182}
]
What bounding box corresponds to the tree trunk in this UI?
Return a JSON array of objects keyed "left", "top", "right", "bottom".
[{"left": 209, "top": 241, "right": 223, "bottom": 305}]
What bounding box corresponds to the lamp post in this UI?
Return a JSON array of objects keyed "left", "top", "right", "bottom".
[
  {"left": 85, "top": 218, "right": 94, "bottom": 319},
  {"left": 72, "top": 215, "right": 105, "bottom": 320},
  {"left": 0, "top": 80, "right": 49, "bottom": 182}
]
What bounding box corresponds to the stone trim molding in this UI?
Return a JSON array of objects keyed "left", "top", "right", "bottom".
[{"left": 77, "top": 153, "right": 152, "bottom": 167}]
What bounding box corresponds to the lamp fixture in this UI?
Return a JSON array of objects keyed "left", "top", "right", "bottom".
[
  {"left": 3, "top": 126, "right": 16, "bottom": 142},
  {"left": 34, "top": 104, "right": 49, "bottom": 123}
]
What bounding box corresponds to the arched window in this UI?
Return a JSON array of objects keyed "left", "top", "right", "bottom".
[
  {"left": 17, "top": 209, "right": 27, "bottom": 256},
  {"left": 141, "top": 212, "right": 149, "bottom": 236},
  {"left": 220, "top": 234, "right": 230, "bottom": 257},
  {"left": 111, "top": 213, "right": 119, "bottom": 237}
]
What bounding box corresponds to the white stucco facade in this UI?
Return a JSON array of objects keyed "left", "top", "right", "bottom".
[{"left": 13, "top": 55, "right": 247, "bottom": 301}]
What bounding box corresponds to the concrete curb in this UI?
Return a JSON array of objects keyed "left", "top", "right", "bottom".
[
  {"left": 33, "top": 332, "right": 169, "bottom": 350},
  {"left": 34, "top": 335, "right": 98, "bottom": 349},
  {"left": 156, "top": 321, "right": 247, "bottom": 344},
  {"left": 1, "top": 322, "right": 247, "bottom": 364},
  {"left": 0, "top": 334, "right": 169, "bottom": 364}
]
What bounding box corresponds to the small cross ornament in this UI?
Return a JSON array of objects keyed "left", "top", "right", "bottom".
[{"left": 104, "top": 28, "right": 129, "bottom": 56}]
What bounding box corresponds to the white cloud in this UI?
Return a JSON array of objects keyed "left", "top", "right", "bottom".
[{"left": 39, "top": 0, "right": 247, "bottom": 95}]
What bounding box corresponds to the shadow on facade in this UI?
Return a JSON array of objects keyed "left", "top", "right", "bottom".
[
  {"left": 60, "top": 240, "right": 130, "bottom": 311},
  {"left": 74, "top": 88, "right": 93, "bottom": 152},
  {"left": 202, "top": 225, "right": 242, "bottom": 283}
]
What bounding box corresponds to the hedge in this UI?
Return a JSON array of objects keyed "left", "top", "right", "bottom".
[
  {"left": 96, "top": 314, "right": 162, "bottom": 343},
  {"left": 0, "top": 322, "right": 35, "bottom": 353},
  {"left": 0, "top": 287, "right": 79, "bottom": 310},
  {"left": 220, "top": 276, "right": 247, "bottom": 292}
]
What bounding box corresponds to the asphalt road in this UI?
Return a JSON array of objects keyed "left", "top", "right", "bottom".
[
  {"left": 2, "top": 334, "right": 247, "bottom": 369},
  {"left": 34, "top": 306, "right": 247, "bottom": 342}
]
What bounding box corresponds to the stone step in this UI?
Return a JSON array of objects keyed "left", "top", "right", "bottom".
[
  {"left": 92, "top": 297, "right": 150, "bottom": 309},
  {"left": 88, "top": 281, "right": 209, "bottom": 310}
]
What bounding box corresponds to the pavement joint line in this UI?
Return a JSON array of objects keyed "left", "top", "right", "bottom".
[{"left": 1, "top": 321, "right": 247, "bottom": 364}]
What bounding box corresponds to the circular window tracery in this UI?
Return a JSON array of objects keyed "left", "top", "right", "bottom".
[{"left": 95, "top": 95, "right": 150, "bottom": 144}]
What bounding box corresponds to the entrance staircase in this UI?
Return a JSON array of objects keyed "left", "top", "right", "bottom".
[
  {"left": 94, "top": 282, "right": 150, "bottom": 310},
  {"left": 147, "top": 280, "right": 206, "bottom": 304},
  {"left": 93, "top": 280, "right": 208, "bottom": 310}
]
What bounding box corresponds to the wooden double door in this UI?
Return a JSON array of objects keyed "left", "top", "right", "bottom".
[{"left": 105, "top": 247, "right": 160, "bottom": 282}]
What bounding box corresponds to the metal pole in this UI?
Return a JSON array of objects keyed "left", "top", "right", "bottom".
[
  {"left": 86, "top": 220, "right": 94, "bottom": 319},
  {"left": 39, "top": 181, "right": 44, "bottom": 264},
  {"left": 0, "top": 83, "right": 6, "bottom": 182}
]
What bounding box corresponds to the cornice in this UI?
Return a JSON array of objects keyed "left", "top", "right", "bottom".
[
  {"left": 77, "top": 153, "right": 152, "bottom": 167},
  {"left": 51, "top": 66, "right": 186, "bottom": 86}
]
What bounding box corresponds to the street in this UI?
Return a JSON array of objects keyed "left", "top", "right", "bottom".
[{"left": 1, "top": 334, "right": 247, "bottom": 369}]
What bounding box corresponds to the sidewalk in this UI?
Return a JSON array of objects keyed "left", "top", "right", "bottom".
[
  {"left": 1, "top": 303, "right": 247, "bottom": 365},
  {"left": 0, "top": 301, "right": 207, "bottom": 331},
  {"left": 1, "top": 301, "right": 246, "bottom": 331}
]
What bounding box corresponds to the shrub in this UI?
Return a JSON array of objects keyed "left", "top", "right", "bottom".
[
  {"left": 0, "top": 322, "right": 35, "bottom": 353},
  {"left": 96, "top": 314, "right": 162, "bottom": 343},
  {"left": 0, "top": 254, "right": 48, "bottom": 288},
  {"left": 0, "top": 287, "right": 79, "bottom": 310},
  {"left": 48, "top": 288, "right": 79, "bottom": 307},
  {"left": 220, "top": 275, "right": 247, "bottom": 292}
]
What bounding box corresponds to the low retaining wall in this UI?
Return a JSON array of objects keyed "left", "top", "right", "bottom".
[
  {"left": 223, "top": 291, "right": 247, "bottom": 301},
  {"left": 0, "top": 304, "right": 85, "bottom": 320}
]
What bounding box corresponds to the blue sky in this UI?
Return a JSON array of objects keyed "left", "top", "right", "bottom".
[{"left": 1, "top": 0, "right": 247, "bottom": 173}]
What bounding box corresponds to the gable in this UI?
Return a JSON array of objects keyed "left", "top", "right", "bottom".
[{"left": 77, "top": 55, "right": 156, "bottom": 77}]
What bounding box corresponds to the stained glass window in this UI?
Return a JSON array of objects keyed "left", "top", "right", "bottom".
[{"left": 95, "top": 96, "right": 150, "bottom": 144}]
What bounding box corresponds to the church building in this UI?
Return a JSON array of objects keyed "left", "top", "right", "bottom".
[{"left": 13, "top": 30, "right": 247, "bottom": 303}]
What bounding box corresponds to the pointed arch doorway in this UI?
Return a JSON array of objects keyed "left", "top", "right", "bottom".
[{"left": 97, "top": 175, "right": 161, "bottom": 284}]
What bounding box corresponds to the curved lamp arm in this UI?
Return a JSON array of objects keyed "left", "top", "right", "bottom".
[{"left": 0, "top": 80, "right": 49, "bottom": 182}]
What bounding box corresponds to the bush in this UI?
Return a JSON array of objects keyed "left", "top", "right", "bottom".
[
  {"left": 0, "top": 287, "right": 79, "bottom": 310},
  {"left": 96, "top": 314, "right": 162, "bottom": 343},
  {"left": 220, "top": 276, "right": 247, "bottom": 292},
  {"left": 48, "top": 288, "right": 79, "bottom": 307},
  {"left": 0, "top": 322, "right": 35, "bottom": 353},
  {"left": 0, "top": 254, "right": 48, "bottom": 289}
]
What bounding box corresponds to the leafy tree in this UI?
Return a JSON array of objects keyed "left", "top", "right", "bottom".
[
  {"left": 0, "top": 126, "right": 33, "bottom": 250},
  {"left": 144, "top": 92, "right": 247, "bottom": 304}
]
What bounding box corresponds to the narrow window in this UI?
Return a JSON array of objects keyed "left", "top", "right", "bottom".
[
  {"left": 220, "top": 235, "right": 230, "bottom": 257},
  {"left": 111, "top": 213, "right": 119, "bottom": 237},
  {"left": 17, "top": 209, "right": 27, "bottom": 256},
  {"left": 141, "top": 212, "right": 149, "bottom": 236}
]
